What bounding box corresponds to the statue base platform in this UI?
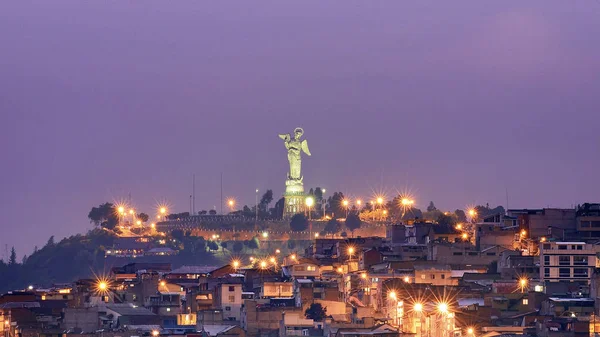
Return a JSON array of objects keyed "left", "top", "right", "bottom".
[{"left": 283, "top": 179, "right": 306, "bottom": 219}]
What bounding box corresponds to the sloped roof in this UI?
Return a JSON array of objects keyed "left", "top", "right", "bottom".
[{"left": 170, "top": 265, "right": 217, "bottom": 274}]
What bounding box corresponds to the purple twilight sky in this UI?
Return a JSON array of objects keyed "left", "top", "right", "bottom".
[{"left": 1, "top": 1, "right": 600, "bottom": 257}]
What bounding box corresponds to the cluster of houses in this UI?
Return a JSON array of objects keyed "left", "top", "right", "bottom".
[{"left": 3, "top": 204, "right": 600, "bottom": 337}]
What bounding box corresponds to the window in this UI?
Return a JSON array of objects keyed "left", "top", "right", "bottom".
[
  {"left": 543, "top": 244, "right": 551, "bottom": 250},
  {"left": 486, "top": 252, "right": 496, "bottom": 256},
  {"left": 558, "top": 245, "right": 567, "bottom": 250},
  {"left": 441, "top": 274, "right": 445, "bottom": 279},
  {"left": 559, "top": 268, "right": 571, "bottom": 278},
  {"left": 574, "top": 256, "right": 588, "bottom": 265},
  {"left": 468, "top": 252, "right": 477, "bottom": 256},
  {"left": 225, "top": 306, "right": 231, "bottom": 311},
  {"left": 421, "top": 274, "right": 426, "bottom": 279},
  {"left": 229, "top": 286, "right": 235, "bottom": 292},
  {"left": 229, "top": 295, "right": 235, "bottom": 302},
  {"left": 453, "top": 252, "right": 463, "bottom": 256},
  {"left": 522, "top": 299, "right": 529, "bottom": 305},
  {"left": 544, "top": 268, "right": 550, "bottom": 278},
  {"left": 431, "top": 274, "right": 435, "bottom": 280},
  {"left": 544, "top": 256, "right": 550, "bottom": 265},
  {"left": 307, "top": 266, "right": 316, "bottom": 271},
  {"left": 573, "top": 268, "right": 589, "bottom": 278},
  {"left": 576, "top": 245, "right": 583, "bottom": 250},
  {"left": 294, "top": 266, "right": 306, "bottom": 272},
  {"left": 559, "top": 256, "right": 570, "bottom": 266}
]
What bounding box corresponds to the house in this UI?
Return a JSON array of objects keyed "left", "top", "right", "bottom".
[
  {"left": 414, "top": 264, "right": 455, "bottom": 286},
  {"left": 334, "top": 324, "right": 399, "bottom": 337},
  {"left": 262, "top": 282, "right": 294, "bottom": 298},
  {"left": 104, "top": 304, "right": 160, "bottom": 328},
  {"left": 539, "top": 242, "right": 600, "bottom": 284},
  {"left": 215, "top": 282, "right": 243, "bottom": 322},
  {"left": 283, "top": 258, "right": 321, "bottom": 279},
  {"left": 279, "top": 312, "right": 319, "bottom": 337}
]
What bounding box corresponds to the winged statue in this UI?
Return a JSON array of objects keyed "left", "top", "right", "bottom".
[{"left": 279, "top": 127, "right": 311, "bottom": 181}]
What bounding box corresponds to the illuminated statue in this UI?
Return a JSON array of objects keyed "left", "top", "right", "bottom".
[{"left": 279, "top": 127, "right": 311, "bottom": 181}]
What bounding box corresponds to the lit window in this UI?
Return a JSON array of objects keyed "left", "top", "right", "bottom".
[
  {"left": 421, "top": 274, "right": 426, "bottom": 279},
  {"left": 522, "top": 299, "right": 528, "bottom": 305}
]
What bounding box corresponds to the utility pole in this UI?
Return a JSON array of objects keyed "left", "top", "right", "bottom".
[
  {"left": 193, "top": 174, "right": 196, "bottom": 215},
  {"left": 220, "top": 172, "right": 223, "bottom": 215}
]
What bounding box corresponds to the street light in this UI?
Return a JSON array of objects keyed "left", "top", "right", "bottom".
[
  {"left": 356, "top": 199, "right": 362, "bottom": 207},
  {"left": 260, "top": 261, "right": 267, "bottom": 269},
  {"left": 342, "top": 199, "right": 350, "bottom": 218},
  {"left": 348, "top": 246, "right": 355, "bottom": 260},
  {"left": 467, "top": 328, "right": 474, "bottom": 335},
  {"left": 361, "top": 273, "right": 367, "bottom": 279},
  {"left": 306, "top": 196, "right": 315, "bottom": 220},
  {"left": 414, "top": 302, "right": 423, "bottom": 312},
  {"left": 232, "top": 260, "right": 240, "bottom": 270},
  {"left": 152, "top": 330, "right": 160, "bottom": 337},
  {"left": 403, "top": 276, "right": 410, "bottom": 283},
  {"left": 262, "top": 232, "right": 269, "bottom": 238},
  {"left": 519, "top": 277, "right": 528, "bottom": 293},
  {"left": 437, "top": 302, "right": 449, "bottom": 314},
  {"left": 228, "top": 199, "right": 235, "bottom": 211},
  {"left": 314, "top": 233, "right": 319, "bottom": 238},
  {"left": 290, "top": 254, "right": 297, "bottom": 260}
]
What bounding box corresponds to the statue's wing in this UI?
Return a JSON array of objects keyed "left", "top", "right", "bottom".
[
  {"left": 301, "top": 139, "right": 311, "bottom": 156},
  {"left": 278, "top": 133, "right": 290, "bottom": 141}
]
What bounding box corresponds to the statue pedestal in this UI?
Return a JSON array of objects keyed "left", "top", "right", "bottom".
[{"left": 283, "top": 179, "right": 306, "bottom": 219}]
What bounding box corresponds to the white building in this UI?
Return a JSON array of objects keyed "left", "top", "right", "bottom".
[
  {"left": 540, "top": 241, "right": 600, "bottom": 283},
  {"left": 216, "top": 283, "right": 243, "bottom": 321}
]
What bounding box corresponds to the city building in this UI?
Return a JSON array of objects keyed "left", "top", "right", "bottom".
[{"left": 539, "top": 241, "right": 600, "bottom": 284}]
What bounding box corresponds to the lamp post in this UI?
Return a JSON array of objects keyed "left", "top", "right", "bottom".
[
  {"left": 306, "top": 196, "right": 315, "bottom": 220},
  {"left": 342, "top": 199, "right": 349, "bottom": 218}
]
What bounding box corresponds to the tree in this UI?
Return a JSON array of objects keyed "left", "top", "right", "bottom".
[
  {"left": 46, "top": 236, "right": 55, "bottom": 247},
  {"left": 9, "top": 247, "right": 17, "bottom": 265},
  {"left": 287, "top": 240, "right": 296, "bottom": 249},
  {"left": 290, "top": 214, "right": 309, "bottom": 232},
  {"left": 199, "top": 210, "right": 208, "bottom": 215},
  {"left": 233, "top": 242, "right": 243, "bottom": 253},
  {"left": 427, "top": 201, "right": 437, "bottom": 212},
  {"left": 305, "top": 303, "right": 327, "bottom": 321},
  {"left": 248, "top": 237, "right": 260, "bottom": 250},
  {"left": 259, "top": 190, "right": 274, "bottom": 214},
  {"left": 327, "top": 192, "right": 346, "bottom": 219},
  {"left": 423, "top": 209, "right": 443, "bottom": 222},
  {"left": 137, "top": 213, "right": 149, "bottom": 223},
  {"left": 340, "top": 232, "right": 348, "bottom": 238},
  {"left": 209, "top": 209, "right": 217, "bottom": 215},
  {"left": 437, "top": 213, "right": 457, "bottom": 226},
  {"left": 314, "top": 187, "right": 324, "bottom": 203},
  {"left": 454, "top": 209, "right": 467, "bottom": 223},
  {"left": 324, "top": 219, "right": 341, "bottom": 237},
  {"left": 172, "top": 229, "right": 185, "bottom": 241},
  {"left": 221, "top": 242, "right": 228, "bottom": 250},
  {"left": 207, "top": 241, "right": 219, "bottom": 252},
  {"left": 345, "top": 212, "right": 362, "bottom": 235},
  {"left": 271, "top": 197, "right": 285, "bottom": 219},
  {"left": 87, "top": 202, "right": 118, "bottom": 230}
]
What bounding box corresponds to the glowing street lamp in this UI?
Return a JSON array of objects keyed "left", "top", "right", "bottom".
[
  {"left": 361, "top": 273, "right": 367, "bottom": 279},
  {"left": 467, "top": 328, "right": 474, "bottom": 335},
  {"left": 437, "top": 302, "right": 449, "bottom": 314},
  {"left": 314, "top": 233, "right": 319, "bottom": 238},
  {"left": 388, "top": 291, "right": 397, "bottom": 300},
  {"left": 160, "top": 207, "right": 167, "bottom": 214},
  {"left": 269, "top": 257, "right": 276, "bottom": 264},
  {"left": 262, "top": 232, "right": 269, "bottom": 239},
  {"left": 519, "top": 277, "right": 528, "bottom": 293},
  {"left": 152, "top": 330, "right": 160, "bottom": 337},
  {"left": 462, "top": 233, "right": 469, "bottom": 240},
  {"left": 414, "top": 302, "right": 423, "bottom": 312},
  {"left": 160, "top": 281, "right": 166, "bottom": 287},
  {"left": 376, "top": 197, "right": 383, "bottom": 205},
  {"left": 403, "top": 276, "right": 410, "bottom": 283},
  {"left": 260, "top": 260, "right": 267, "bottom": 269},
  {"left": 118, "top": 206, "right": 125, "bottom": 214},
  {"left": 275, "top": 249, "right": 281, "bottom": 254},
  {"left": 227, "top": 199, "right": 235, "bottom": 211},
  {"left": 348, "top": 246, "right": 355, "bottom": 260},
  {"left": 232, "top": 260, "right": 240, "bottom": 270},
  {"left": 290, "top": 254, "right": 297, "bottom": 260},
  {"left": 306, "top": 196, "right": 315, "bottom": 219},
  {"left": 356, "top": 199, "right": 362, "bottom": 207}
]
